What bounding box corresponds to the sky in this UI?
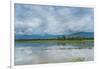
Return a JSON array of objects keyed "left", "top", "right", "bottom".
[{"left": 15, "top": 4, "right": 94, "bottom": 35}]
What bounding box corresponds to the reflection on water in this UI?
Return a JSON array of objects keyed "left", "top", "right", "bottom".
[{"left": 14, "top": 41, "right": 94, "bottom": 65}]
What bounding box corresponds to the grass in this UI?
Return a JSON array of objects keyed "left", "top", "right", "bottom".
[
  {"left": 15, "top": 39, "right": 94, "bottom": 49},
  {"left": 15, "top": 39, "right": 94, "bottom": 47}
]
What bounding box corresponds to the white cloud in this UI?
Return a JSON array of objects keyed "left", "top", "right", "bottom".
[{"left": 15, "top": 4, "right": 94, "bottom": 35}]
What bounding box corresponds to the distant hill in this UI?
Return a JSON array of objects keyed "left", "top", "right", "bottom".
[
  {"left": 68, "top": 32, "right": 94, "bottom": 38},
  {"left": 15, "top": 32, "right": 94, "bottom": 40},
  {"left": 15, "top": 34, "right": 59, "bottom": 39}
]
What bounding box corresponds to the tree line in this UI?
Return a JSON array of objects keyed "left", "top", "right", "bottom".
[{"left": 15, "top": 35, "right": 94, "bottom": 41}]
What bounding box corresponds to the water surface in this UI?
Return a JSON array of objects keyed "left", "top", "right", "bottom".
[{"left": 14, "top": 41, "right": 94, "bottom": 65}]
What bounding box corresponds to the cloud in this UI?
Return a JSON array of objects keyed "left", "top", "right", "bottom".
[{"left": 15, "top": 4, "right": 94, "bottom": 35}]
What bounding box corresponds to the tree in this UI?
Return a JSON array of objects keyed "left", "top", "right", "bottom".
[{"left": 62, "top": 35, "right": 66, "bottom": 40}]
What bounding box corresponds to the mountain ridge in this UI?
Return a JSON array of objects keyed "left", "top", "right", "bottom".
[{"left": 15, "top": 32, "right": 94, "bottom": 39}]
